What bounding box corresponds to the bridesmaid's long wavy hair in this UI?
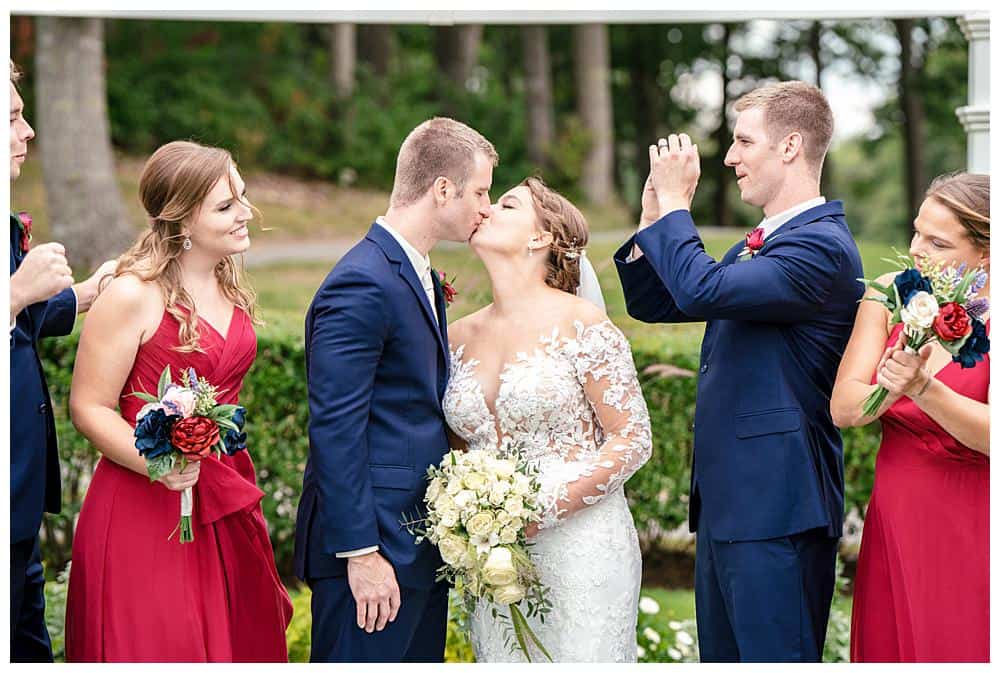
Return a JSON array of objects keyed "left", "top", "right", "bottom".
[{"left": 116, "top": 141, "right": 260, "bottom": 352}]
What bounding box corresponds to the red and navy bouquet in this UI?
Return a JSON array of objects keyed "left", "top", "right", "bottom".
[
  {"left": 132, "top": 366, "right": 248, "bottom": 543},
  {"left": 860, "top": 252, "right": 989, "bottom": 416}
]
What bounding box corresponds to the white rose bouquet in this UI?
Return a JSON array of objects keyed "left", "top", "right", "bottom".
[
  {"left": 404, "top": 449, "right": 552, "bottom": 661},
  {"left": 859, "top": 251, "right": 989, "bottom": 416}
]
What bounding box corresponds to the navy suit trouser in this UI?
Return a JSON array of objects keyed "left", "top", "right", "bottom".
[
  {"left": 694, "top": 508, "right": 838, "bottom": 662},
  {"left": 308, "top": 575, "right": 448, "bottom": 663},
  {"left": 10, "top": 534, "right": 53, "bottom": 662}
]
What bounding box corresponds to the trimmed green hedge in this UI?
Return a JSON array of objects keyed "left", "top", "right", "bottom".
[{"left": 38, "top": 332, "right": 880, "bottom": 580}]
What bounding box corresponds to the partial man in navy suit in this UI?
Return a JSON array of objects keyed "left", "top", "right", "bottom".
[
  {"left": 9, "top": 60, "right": 116, "bottom": 662},
  {"left": 294, "top": 117, "right": 497, "bottom": 662},
  {"left": 614, "top": 81, "right": 864, "bottom": 662}
]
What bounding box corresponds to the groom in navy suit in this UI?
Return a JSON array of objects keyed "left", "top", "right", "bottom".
[
  {"left": 615, "top": 82, "right": 863, "bottom": 662},
  {"left": 294, "top": 118, "right": 496, "bottom": 662},
  {"left": 9, "top": 60, "right": 115, "bottom": 662}
]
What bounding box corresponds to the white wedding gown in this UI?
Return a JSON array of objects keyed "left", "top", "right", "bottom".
[{"left": 443, "top": 319, "right": 652, "bottom": 662}]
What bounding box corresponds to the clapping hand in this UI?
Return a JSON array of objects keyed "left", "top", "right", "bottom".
[
  {"left": 10, "top": 242, "right": 74, "bottom": 320},
  {"left": 647, "top": 133, "right": 701, "bottom": 217}
]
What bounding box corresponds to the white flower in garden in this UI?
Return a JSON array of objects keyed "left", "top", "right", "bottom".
[
  {"left": 492, "top": 583, "right": 526, "bottom": 605},
  {"left": 466, "top": 511, "right": 495, "bottom": 537},
  {"left": 643, "top": 627, "right": 661, "bottom": 644},
  {"left": 637, "top": 646, "right": 646, "bottom": 659},
  {"left": 482, "top": 547, "right": 517, "bottom": 586},
  {"left": 901, "top": 291, "right": 939, "bottom": 330},
  {"left": 676, "top": 631, "right": 694, "bottom": 647},
  {"left": 438, "top": 534, "right": 466, "bottom": 566},
  {"left": 668, "top": 620, "right": 682, "bottom": 630},
  {"left": 638, "top": 596, "right": 660, "bottom": 614},
  {"left": 668, "top": 647, "right": 682, "bottom": 660}
]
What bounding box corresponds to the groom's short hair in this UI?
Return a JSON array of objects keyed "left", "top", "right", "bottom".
[
  {"left": 10, "top": 59, "right": 23, "bottom": 84},
  {"left": 734, "top": 81, "right": 833, "bottom": 175},
  {"left": 390, "top": 117, "right": 499, "bottom": 207}
]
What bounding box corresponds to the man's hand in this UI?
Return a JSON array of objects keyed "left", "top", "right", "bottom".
[
  {"left": 649, "top": 133, "right": 701, "bottom": 217},
  {"left": 638, "top": 174, "right": 660, "bottom": 231},
  {"left": 10, "top": 242, "right": 74, "bottom": 321},
  {"left": 347, "top": 551, "right": 401, "bottom": 633},
  {"left": 73, "top": 259, "right": 119, "bottom": 313}
]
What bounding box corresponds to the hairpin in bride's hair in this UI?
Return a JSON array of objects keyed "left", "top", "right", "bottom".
[{"left": 556, "top": 236, "right": 586, "bottom": 260}]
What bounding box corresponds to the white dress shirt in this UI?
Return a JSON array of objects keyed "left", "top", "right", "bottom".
[
  {"left": 336, "top": 217, "right": 436, "bottom": 560},
  {"left": 756, "top": 196, "right": 826, "bottom": 240}
]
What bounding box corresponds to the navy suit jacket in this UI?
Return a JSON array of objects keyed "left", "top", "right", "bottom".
[
  {"left": 614, "top": 202, "right": 863, "bottom": 542},
  {"left": 10, "top": 213, "right": 76, "bottom": 544},
  {"left": 294, "top": 223, "right": 449, "bottom": 589}
]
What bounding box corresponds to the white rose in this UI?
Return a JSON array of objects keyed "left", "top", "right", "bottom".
[
  {"left": 481, "top": 546, "right": 518, "bottom": 586},
  {"left": 425, "top": 479, "right": 442, "bottom": 503},
  {"left": 512, "top": 474, "right": 531, "bottom": 496},
  {"left": 453, "top": 490, "right": 475, "bottom": 509},
  {"left": 491, "top": 583, "right": 526, "bottom": 605},
  {"left": 493, "top": 459, "right": 516, "bottom": 478},
  {"left": 496, "top": 510, "right": 511, "bottom": 525},
  {"left": 463, "top": 471, "right": 488, "bottom": 492},
  {"left": 504, "top": 496, "right": 524, "bottom": 518},
  {"left": 439, "top": 508, "right": 459, "bottom": 528},
  {"left": 901, "top": 291, "right": 939, "bottom": 331},
  {"left": 499, "top": 526, "right": 517, "bottom": 544},
  {"left": 638, "top": 596, "right": 661, "bottom": 615},
  {"left": 445, "top": 478, "right": 462, "bottom": 495},
  {"left": 438, "top": 534, "right": 466, "bottom": 566},
  {"left": 434, "top": 494, "right": 455, "bottom": 513},
  {"left": 466, "top": 511, "right": 495, "bottom": 537}
]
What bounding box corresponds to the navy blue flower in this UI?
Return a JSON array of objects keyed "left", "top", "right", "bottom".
[
  {"left": 134, "top": 408, "right": 176, "bottom": 459},
  {"left": 955, "top": 318, "right": 990, "bottom": 368},
  {"left": 894, "top": 268, "right": 933, "bottom": 305},
  {"left": 222, "top": 428, "right": 248, "bottom": 455},
  {"left": 231, "top": 406, "right": 247, "bottom": 430}
]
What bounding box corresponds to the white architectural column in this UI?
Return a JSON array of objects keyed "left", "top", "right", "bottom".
[{"left": 956, "top": 13, "right": 990, "bottom": 173}]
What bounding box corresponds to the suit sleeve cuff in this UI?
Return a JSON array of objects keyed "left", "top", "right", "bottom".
[{"left": 335, "top": 545, "right": 380, "bottom": 558}]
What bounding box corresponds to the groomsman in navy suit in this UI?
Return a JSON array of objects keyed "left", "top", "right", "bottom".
[
  {"left": 294, "top": 118, "right": 496, "bottom": 662},
  {"left": 615, "top": 81, "right": 863, "bottom": 662},
  {"left": 9, "top": 60, "right": 115, "bottom": 662}
]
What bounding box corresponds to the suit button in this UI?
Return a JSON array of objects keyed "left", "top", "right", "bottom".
[{"left": 38, "top": 402, "right": 48, "bottom": 415}]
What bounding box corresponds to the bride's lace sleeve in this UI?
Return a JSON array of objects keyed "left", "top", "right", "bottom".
[{"left": 537, "top": 320, "right": 652, "bottom": 529}]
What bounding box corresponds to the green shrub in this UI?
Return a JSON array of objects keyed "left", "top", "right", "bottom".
[{"left": 38, "top": 332, "right": 881, "bottom": 580}]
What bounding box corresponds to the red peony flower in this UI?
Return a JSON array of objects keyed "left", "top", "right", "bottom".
[
  {"left": 170, "top": 416, "right": 220, "bottom": 461},
  {"left": 933, "top": 302, "right": 973, "bottom": 342},
  {"left": 17, "top": 211, "right": 32, "bottom": 253},
  {"left": 437, "top": 270, "right": 458, "bottom": 306},
  {"left": 745, "top": 227, "right": 765, "bottom": 252}
]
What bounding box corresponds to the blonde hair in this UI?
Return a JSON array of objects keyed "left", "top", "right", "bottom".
[
  {"left": 389, "top": 117, "right": 498, "bottom": 207},
  {"left": 734, "top": 80, "right": 833, "bottom": 175},
  {"left": 521, "top": 176, "right": 590, "bottom": 294},
  {"left": 925, "top": 172, "right": 990, "bottom": 251},
  {"left": 116, "top": 140, "right": 260, "bottom": 352}
]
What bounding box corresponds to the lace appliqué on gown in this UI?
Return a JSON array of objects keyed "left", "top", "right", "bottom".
[{"left": 443, "top": 319, "right": 652, "bottom": 662}]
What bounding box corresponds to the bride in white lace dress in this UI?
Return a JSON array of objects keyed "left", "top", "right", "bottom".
[{"left": 443, "top": 177, "right": 652, "bottom": 662}]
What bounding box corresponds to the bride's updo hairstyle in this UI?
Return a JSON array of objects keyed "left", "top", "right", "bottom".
[
  {"left": 116, "top": 140, "right": 259, "bottom": 352},
  {"left": 521, "top": 176, "right": 590, "bottom": 294}
]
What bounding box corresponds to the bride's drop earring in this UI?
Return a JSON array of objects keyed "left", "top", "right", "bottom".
[{"left": 183, "top": 237, "right": 192, "bottom": 251}]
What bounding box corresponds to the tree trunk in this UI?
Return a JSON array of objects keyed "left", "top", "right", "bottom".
[
  {"left": 522, "top": 25, "right": 555, "bottom": 168},
  {"left": 435, "top": 25, "right": 484, "bottom": 91},
  {"left": 712, "top": 24, "right": 735, "bottom": 228},
  {"left": 573, "top": 24, "right": 615, "bottom": 205},
  {"left": 894, "top": 18, "right": 927, "bottom": 233},
  {"left": 329, "top": 23, "right": 356, "bottom": 99},
  {"left": 358, "top": 24, "right": 394, "bottom": 77},
  {"left": 628, "top": 26, "right": 662, "bottom": 221},
  {"left": 35, "top": 17, "right": 132, "bottom": 271},
  {"left": 810, "top": 21, "right": 833, "bottom": 197}
]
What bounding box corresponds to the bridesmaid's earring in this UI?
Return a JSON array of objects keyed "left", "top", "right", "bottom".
[{"left": 183, "top": 237, "right": 193, "bottom": 251}]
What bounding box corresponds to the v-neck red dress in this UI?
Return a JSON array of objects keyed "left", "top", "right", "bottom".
[
  {"left": 65, "top": 308, "right": 292, "bottom": 662},
  {"left": 850, "top": 322, "right": 989, "bottom": 662}
]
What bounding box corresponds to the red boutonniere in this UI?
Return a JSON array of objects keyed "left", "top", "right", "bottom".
[
  {"left": 736, "top": 227, "right": 766, "bottom": 262},
  {"left": 436, "top": 270, "right": 458, "bottom": 306},
  {"left": 17, "top": 211, "right": 33, "bottom": 253}
]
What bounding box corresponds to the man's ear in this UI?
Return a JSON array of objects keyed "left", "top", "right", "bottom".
[
  {"left": 432, "top": 176, "right": 452, "bottom": 206},
  {"left": 781, "top": 132, "right": 804, "bottom": 164}
]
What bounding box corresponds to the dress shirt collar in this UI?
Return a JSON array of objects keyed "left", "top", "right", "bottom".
[
  {"left": 759, "top": 196, "right": 827, "bottom": 239},
  {"left": 376, "top": 216, "right": 432, "bottom": 282}
]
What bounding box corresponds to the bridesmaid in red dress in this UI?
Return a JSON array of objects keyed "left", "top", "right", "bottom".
[
  {"left": 64, "top": 141, "right": 292, "bottom": 662},
  {"left": 831, "top": 172, "right": 989, "bottom": 662}
]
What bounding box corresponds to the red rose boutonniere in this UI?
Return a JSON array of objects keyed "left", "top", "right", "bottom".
[
  {"left": 17, "top": 211, "right": 33, "bottom": 253},
  {"left": 436, "top": 270, "right": 458, "bottom": 306},
  {"left": 736, "top": 227, "right": 766, "bottom": 262}
]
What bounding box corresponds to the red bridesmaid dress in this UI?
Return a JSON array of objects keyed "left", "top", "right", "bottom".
[
  {"left": 850, "top": 322, "right": 989, "bottom": 662},
  {"left": 65, "top": 307, "right": 293, "bottom": 662}
]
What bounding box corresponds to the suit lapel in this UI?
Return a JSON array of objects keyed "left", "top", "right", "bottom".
[{"left": 366, "top": 223, "right": 449, "bottom": 361}]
